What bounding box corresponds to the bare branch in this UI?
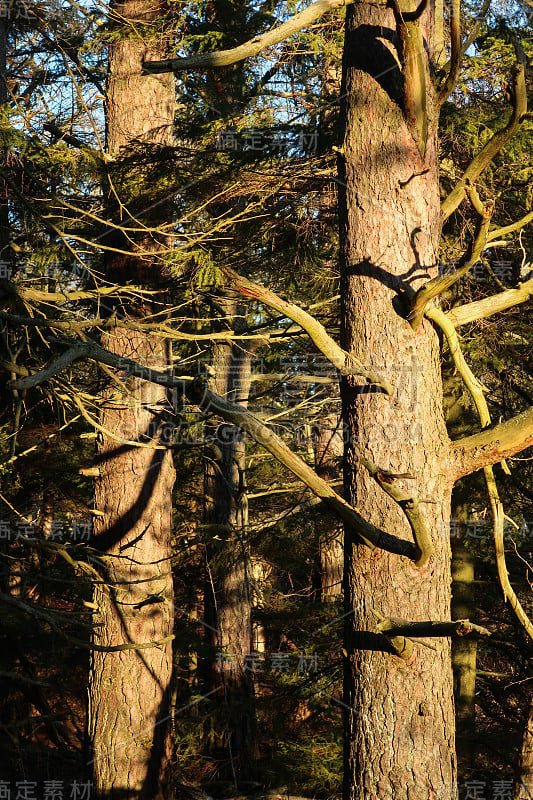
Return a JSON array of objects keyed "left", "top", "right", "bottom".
[
  {"left": 377, "top": 618, "right": 492, "bottom": 638},
  {"left": 360, "top": 456, "right": 432, "bottom": 568},
  {"left": 483, "top": 467, "right": 533, "bottom": 640},
  {"left": 427, "top": 306, "right": 509, "bottom": 474},
  {"left": 441, "top": 63, "right": 527, "bottom": 222},
  {"left": 225, "top": 267, "right": 394, "bottom": 394},
  {"left": 445, "top": 276, "right": 533, "bottom": 326},
  {"left": 451, "top": 406, "right": 533, "bottom": 479},
  {"left": 372, "top": 607, "right": 491, "bottom": 660},
  {"left": 409, "top": 199, "right": 493, "bottom": 329},
  {"left": 438, "top": 0, "right": 491, "bottom": 101},
  {"left": 250, "top": 373, "right": 338, "bottom": 385},
  {"left": 487, "top": 208, "right": 533, "bottom": 241},
  {"left": 143, "top": 0, "right": 354, "bottom": 74},
  {"left": 460, "top": 0, "right": 491, "bottom": 55},
  {"left": 189, "top": 380, "right": 418, "bottom": 559}
]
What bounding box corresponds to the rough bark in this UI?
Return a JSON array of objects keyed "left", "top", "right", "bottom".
[
  {"left": 339, "top": 1, "right": 456, "bottom": 797},
  {"left": 87, "top": 2, "right": 176, "bottom": 797}
]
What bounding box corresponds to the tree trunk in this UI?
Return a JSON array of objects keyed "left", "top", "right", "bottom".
[
  {"left": 314, "top": 414, "right": 343, "bottom": 601},
  {"left": 445, "top": 371, "right": 479, "bottom": 775},
  {"left": 88, "top": 2, "right": 176, "bottom": 797},
  {"left": 339, "top": 3, "right": 456, "bottom": 798},
  {"left": 203, "top": 294, "right": 255, "bottom": 782},
  {"left": 515, "top": 698, "right": 533, "bottom": 800},
  {"left": 451, "top": 525, "right": 477, "bottom": 773}
]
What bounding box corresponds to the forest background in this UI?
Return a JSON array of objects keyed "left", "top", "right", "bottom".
[{"left": 0, "top": 0, "right": 532, "bottom": 798}]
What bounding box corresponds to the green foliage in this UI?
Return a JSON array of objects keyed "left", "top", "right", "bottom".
[
  {"left": 270, "top": 734, "right": 342, "bottom": 797},
  {"left": 192, "top": 250, "right": 224, "bottom": 289}
]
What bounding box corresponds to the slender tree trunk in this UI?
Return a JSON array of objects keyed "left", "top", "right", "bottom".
[
  {"left": 87, "top": 2, "right": 176, "bottom": 797},
  {"left": 314, "top": 414, "right": 343, "bottom": 601},
  {"left": 515, "top": 698, "right": 533, "bottom": 800},
  {"left": 0, "top": 17, "right": 18, "bottom": 741},
  {"left": 203, "top": 293, "right": 256, "bottom": 782},
  {"left": 446, "top": 374, "right": 479, "bottom": 774},
  {"left": 451, "top": 525, "right": 477, "bottom": 772},
  {"left": 0, "top": 14, "right": 9, "bottom": 258},
  {"left": 339, "top": 2, "right": 456, "bottom": 797}
]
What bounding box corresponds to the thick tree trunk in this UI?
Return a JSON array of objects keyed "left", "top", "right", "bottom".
[
  {"left": 89, "top": 331, "right": 175, "bottom": 800},
  {"left": 339, "top": 3, "right": 456, "bottom": 798},
  {"left": 88, "top": 2, "right": 176, "bottom": 797}
]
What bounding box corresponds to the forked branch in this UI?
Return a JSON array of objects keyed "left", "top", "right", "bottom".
[
  {"left": 225, "top": 267, "right": 394, "bottom": 394},
  {"left": 360, "top": 456, "right": 432, "bottom": 567},
  {"left": 437, "top": 0, "right": 461, "bottom": 104},
  {"left": 7, "top": 340, "right": 420, "bottom": 563},
  {"left": 409, "top": 200, "right": 493, "bottom": 329}
]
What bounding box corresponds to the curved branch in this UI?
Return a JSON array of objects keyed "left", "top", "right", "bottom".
[
  {"left": 441, "top": 63, "right": 527, "bottom": 222},
  {"left": 187, "top": 380, "right": 418, "bottom": 559},
  {"left": 427, "top": 305, "right": 511, "bottom": 477},
  {"left": 143, "top": 0, "right": 354, "bottom": 74},
  {"left": 427, "top": 308, "right": 500, "bottom": 427},
  {"left": 483, "top": 467, "right": 533, "bottom": 641},
  {"left": 451, "top": 406, "right": 533, "bottom": 479},
  {"left": 487, "top": 208, "right": 533, "bottom": 241},
  {"left": 445, "top": 276, "right": 533, "bottom": 327},
  {"left": 360, "top": 456, "right": 432, "bottom": 568},
  {"left": 225, "top": 267, "right": 394, "bottom": 394},
  {"left": 409, "top": 199, "right": 493, "bottom": 329}
]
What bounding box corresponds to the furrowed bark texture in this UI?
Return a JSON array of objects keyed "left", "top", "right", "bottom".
[
  {"left": 88, "top": 3, "right": 176, "bottom": 797},
  {"left": 90, "top": 332, "right": 175, "bottom": 800},
  {"left": 339, "top": 2, "right": 456, "bottom": 798}
]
